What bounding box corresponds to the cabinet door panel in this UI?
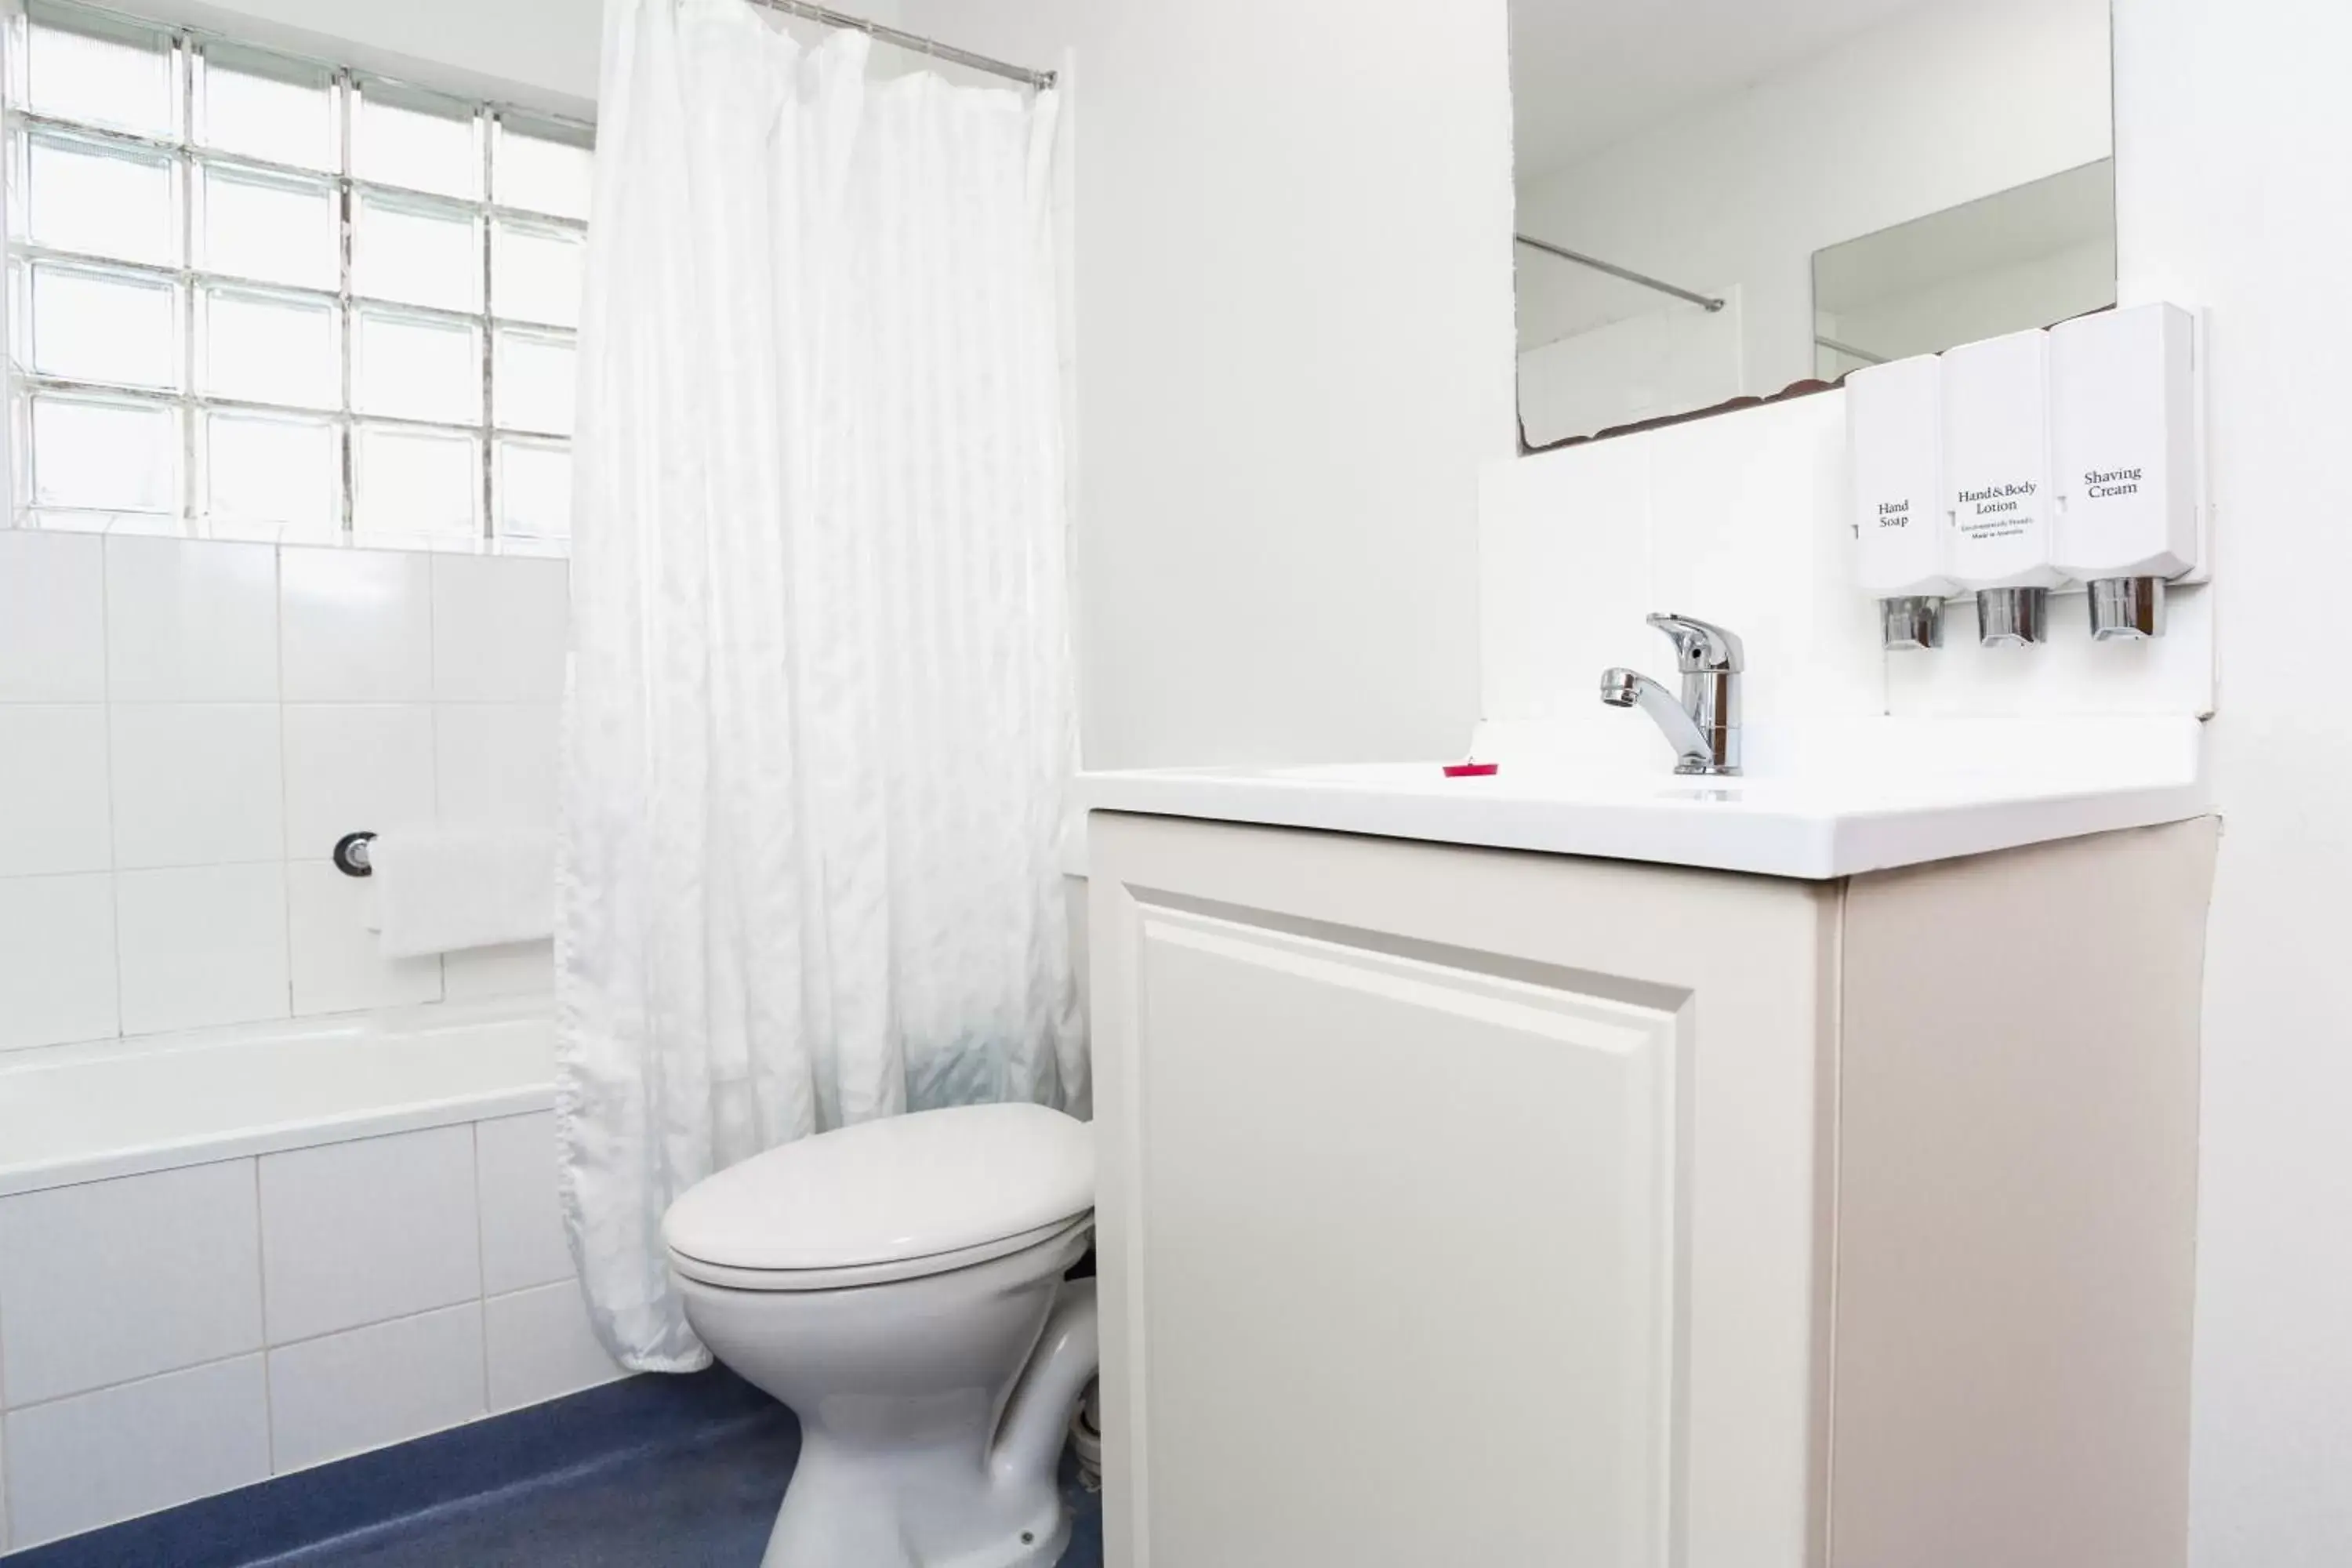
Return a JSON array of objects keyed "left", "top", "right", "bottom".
[{"left": 1131, "top": 903, "right": 1680, "bottom": 1568}]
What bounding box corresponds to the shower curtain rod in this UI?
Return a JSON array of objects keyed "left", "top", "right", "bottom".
[
  {"left": 1514, "top": 234, "right": 1725, "bottom": 313},
  {"left": 1817, "top": 333, "right": 1889, "bottom": 366},
  {"left": 753, "top": 0, "right": 1057, "bottom": 89}
]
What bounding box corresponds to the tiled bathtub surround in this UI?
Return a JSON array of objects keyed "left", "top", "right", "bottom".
[
  {"left": 0, "top": 532, "right": 568, "bottom": 1052},
  {"left": 0, "top": 1111, "right": 622, "bottom": 1552}
]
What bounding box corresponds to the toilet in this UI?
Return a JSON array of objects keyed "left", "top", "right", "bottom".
[{"left": 663, "top": 1102, "right": 1099, "bottom": 1568}]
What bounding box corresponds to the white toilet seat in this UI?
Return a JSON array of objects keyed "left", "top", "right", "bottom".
[
  {"left": 662, "top": 1101, "right": 1095, "bottom": 1285},
  {"left": 670, "top": 1210, "right": 1092, "bottom": 1293}
]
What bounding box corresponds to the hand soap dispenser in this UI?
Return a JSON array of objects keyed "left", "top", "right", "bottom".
[
  {"left": 1942, "top": 328, "right": 2060, "bottom": 645},
  {"left": 1847, "top": 354, "right": 1952, "bottom": 648},
  {"left": 2052, "top": 303, "right": 2199, "bottom": 639}
]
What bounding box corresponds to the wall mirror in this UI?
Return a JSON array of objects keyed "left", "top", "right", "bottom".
[{"left": 1509, "top": 0, "right": 2115, "bottom": 449}]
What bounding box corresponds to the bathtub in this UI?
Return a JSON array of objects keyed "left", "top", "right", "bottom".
[
  {"left": 0, "top": 998, "right": 626, "bottom": 1556},
  {"left": 0, "top": 999, "right": 554, "bottom": 1197}
]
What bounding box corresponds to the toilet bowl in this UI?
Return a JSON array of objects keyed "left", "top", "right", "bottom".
[{"left": 664, "top": 1103, "right": 1099, "bottom": 1568}]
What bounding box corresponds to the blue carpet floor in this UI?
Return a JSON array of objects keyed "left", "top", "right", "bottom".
[
  {"left": 276, "top": 1406, "right": 1103, "bottom": 1568},
  {"left": 5, "top": 1371, "right": 1101, "bottom": 1568}
]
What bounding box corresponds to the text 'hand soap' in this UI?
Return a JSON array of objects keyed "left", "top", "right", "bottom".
[{"left": 1848, "top": 354, "right": 1953, "bottom": 649}]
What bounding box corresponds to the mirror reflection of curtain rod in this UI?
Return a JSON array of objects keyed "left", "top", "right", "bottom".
[
  {"left": 1513, "top": 234, "right": 1726, "bottom": 313},
  {"left": 753, "top": 0, "right": 1056, "bottom": 89},
  {"left": 1816, "top": 334, "right": 1889, "bottom": 366}
]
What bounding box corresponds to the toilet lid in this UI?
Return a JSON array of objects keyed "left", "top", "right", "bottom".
[{"left": 662, "top": 1102, "right": 1094, "bottom": 1274}]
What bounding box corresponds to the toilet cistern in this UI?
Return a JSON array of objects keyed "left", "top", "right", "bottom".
[{"left": 1601, "top": 612, "right": 1744, "bottom": 776}]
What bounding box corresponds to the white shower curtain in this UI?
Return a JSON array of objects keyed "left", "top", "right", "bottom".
[{"left": 557, "top": 0, "right": 1082, "bottom": 1370}]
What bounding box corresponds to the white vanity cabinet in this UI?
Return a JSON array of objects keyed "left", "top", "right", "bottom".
[{"left": 1085, "top": 810, "right": 2214, "bottom": 1568}]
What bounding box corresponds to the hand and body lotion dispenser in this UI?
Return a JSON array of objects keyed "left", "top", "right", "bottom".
[
  {"left": 2052, "top": 303, "right": 2200, "bottom": 639},
  {"left": 1847, "top": 354, "right": 1952, "bottom": 649},
  {"left": 1942, "top": 328, "right": 2060, "bottom": 646}
]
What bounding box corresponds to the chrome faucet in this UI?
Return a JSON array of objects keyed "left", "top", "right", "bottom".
[{"left": 1600, "top": 612, "right": 1744, "bottom": 776}]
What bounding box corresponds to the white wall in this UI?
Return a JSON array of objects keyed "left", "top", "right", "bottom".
[
  {"left": 897, "top": 0, "right": 1519, "bottom": 769},
  {"left": 1516, "top": 0, "right": 2111, "bottom": 401},
  {"left": 2114, "top": 3, "right": 2352, "bottom": 1563}
]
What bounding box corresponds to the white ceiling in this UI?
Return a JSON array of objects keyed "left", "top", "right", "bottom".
[{"left": 1510, "top": 0, "right": 1932, "bottom": 181}]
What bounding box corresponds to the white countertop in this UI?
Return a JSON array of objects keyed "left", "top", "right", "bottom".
[{"left": 1077, "top": 716, "right": 2210, "bottom": 880}]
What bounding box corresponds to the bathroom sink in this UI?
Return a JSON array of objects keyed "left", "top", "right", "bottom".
[{"left": 1076, "top": 715, "right": 2207, "bottom": 880}]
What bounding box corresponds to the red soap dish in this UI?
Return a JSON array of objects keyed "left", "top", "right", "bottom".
[{"left": 1442, "top": 760, "right": 1500, "bottom": 779}]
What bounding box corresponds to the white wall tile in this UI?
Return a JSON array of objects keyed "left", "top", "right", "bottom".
[
  {"left": 442, "top": 940, "right": 554, "bottom": 1002},
  {"left": 280, "top": 547, "right": 434, "bottom": 703},
  {"left": 431, "top": 555, "right": 568, "bottom": 702},
  {"left": 1475, "top": 436, "right": 1651, "bottom": 725},
  {"left": 285, "top": 860, "right": 441, "bottom": 1016},
  {"left": 259, "top": 1125, "right": 480, "bottom": 1343},
  {"left": 267, "top": 1303, "right": 485, "bottom": 1474},
  {"left": 115, "top": 864, "right": 290, "bottom": 1036},
  {"left": 108, "top": 704, "right": 285, "bottom": 869},
  {"left": 103, "top": 538, "right": 279, "bottom": 703},
  {"left": 281, "top": 704, "right": 435, "bottom": 862},
  {"left": 2, "top": 1356, "right": 270, "bottom": 1551},
  {"left": 485, "top": 1283, "right": 624, "bottom": 1414},
  {"left": 475, "top": 1112, "right": 571, "bottom": 1296},
  {"left": 0, "top": 706, "right": 111, "bottom": 877},
  {"left": 0, "top": 1160, "right": 263, "bottom": 1406},
  {"left": 0, "top": 874, "right": 118, "bottom": 1051},
  {"left": 1475, "top": 393, "right": 1889, "bottom": 756},
  {"left": 1642, "top": 394, "right": 1884, "bottom": 728},
  {"left": 434, "top": 703, "right": 558, "bottom": 829},
  {"left": 0, "top": 532, "right": 106, "bottom": 703}
]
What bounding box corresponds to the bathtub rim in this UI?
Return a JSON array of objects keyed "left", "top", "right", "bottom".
[{"left": 0, "top": 996, "right": 555, "bottom": 1198}]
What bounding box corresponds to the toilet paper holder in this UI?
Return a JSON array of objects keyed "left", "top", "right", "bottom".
[{"left": 332, "top": 831, "right": 376, "bottom": 877}]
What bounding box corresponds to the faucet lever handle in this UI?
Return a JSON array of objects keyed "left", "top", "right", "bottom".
[{"left": 1645, "top": 612, "right": 1744, "bottom": 673}]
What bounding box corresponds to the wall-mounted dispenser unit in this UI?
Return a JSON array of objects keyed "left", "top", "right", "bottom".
[
  {"left": 1847, "top": 354, "right": 1952, "bottom": 649},
  {"left": 2051, "top": 303, "right": 2200, "bottom": 640},
  {"left": 1941, "top": 328, "right": 2061, "bottom": 647}
]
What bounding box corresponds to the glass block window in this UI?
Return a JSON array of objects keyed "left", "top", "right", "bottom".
[{"left": 3, "top": 0, "right": 591, "bottom": 548}]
